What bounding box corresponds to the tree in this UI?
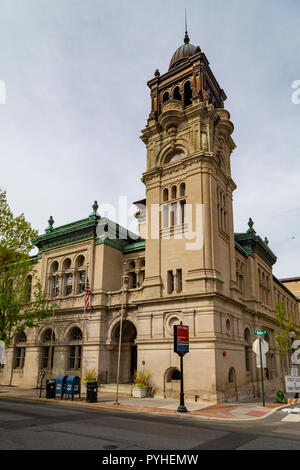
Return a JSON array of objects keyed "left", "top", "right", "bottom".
[
  {"left": 274, "top": 301, "right": 299, "bottom": 357},
  {"left": 0, "top": 189, "right": 54, "bottom": 345}
]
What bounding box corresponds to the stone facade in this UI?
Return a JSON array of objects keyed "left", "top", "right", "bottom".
[{"left": 1, "top": 32, "right": 299, "bottom": 403}]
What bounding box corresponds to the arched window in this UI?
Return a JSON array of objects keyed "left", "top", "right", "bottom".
[
  {"left": 171, "top": 186, "right": 177, "bottom": 199},
  {"left": 228, "top": 367, "right": 236, "bottom": 383},
  {"left": 50, "top": 261, "right": 59, "bottom": 274},
  {"left": 162, "top": 91, "right": 169, "bottom": 103},
  {"left": 184, "top": 81, "right": 192, "bottom": 107},
  {"left": 180, "top": 182, "right": 186, "bottom": 197},
  {"left": 75, "top": 255, "right": 85, "bottom": 268},
  {"left": 163, "top": 188, "right": 169, "bottom": 202},
  {"left": 62, "top": 258, "right": 71, "bottom": 271},
  {"left": 173, "top": 86, "right": 181, "bottom": 101}
]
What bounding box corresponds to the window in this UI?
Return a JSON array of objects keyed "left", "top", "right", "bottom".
[
  {"left": 42, "top": 346, "right": 54, "bottom": 370},
  {"left": 180, "top": 183, "right": 186, "bottom": 197},
  {"left": 167, "top": 271, "right": 174, "bottom": 294},
  {"left": 52, "top": 275, "right": 60, "bottom": 298},
  {"left": 170, "top": 203, "right": 178, "bottom": 228},
  {"left": 236, "top": 259, "right": 245, "bottom": 295},
  {"left": 15, "top": 347, "right": 25, "bottom": 369},
  {"left": 180, "top": 200, "right": 186, "bottom": 225},
  {"left": 65, "top": 273, "right": 73, "bottom": 296},
  {"left": 244, "top": 328, "right": 252, "bottom": 372},
  {"left": 69, "top": 345, "right": 82, "bottom": 369},
  {"left": 184, "top": 81, "right": 192, "bottom": 107},
  {"left": 217, "top": 187, "right": 227, "bottom": 233},
  {"left": 173, "top": 87, "right": 181, "bottom": 101},
  {"left": 258, "top": 267, "right": 271, "bottom": 305},
  {"left": 163, "top": 188, "right": 169, "bottom": 202},
  {"left": 68, "top": 327, "right": 83, "bottom": 370},
  {"left": 162, "top": 205, "right": 169, "bottom": 228},
  {"left": 171, "top": 185, "right": 177, "bottom": 199},
  {"left": 129, "top": 272, "right": 137, "bottom": 289},
  {"left": 70, "top": 327, "right": 83, "bottom": 341},
  {"left": 163, "top": 91, "right": 169, "bottom": 103},
  {"left": 78, "top": 272, "right": 86, "bottom": 293},
  {"left": 228, "top": 367, "right": 236, "bottom": 383},
  {"left": 176, "top": 269, "right": 182, "bottom": 293}
]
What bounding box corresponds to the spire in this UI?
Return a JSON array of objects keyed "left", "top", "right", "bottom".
[{"left": 184, "top": 9, "right": 190, "bottom": 44}]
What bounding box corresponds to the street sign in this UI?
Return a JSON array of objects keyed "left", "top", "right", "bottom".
[
  {"left": 254, "top": 330, "right": 267, "bottom": 336},
  {"left": 285, "top": 376, "right": 300, "bottom": 393},
  {"left": 174, "top": 324, "right": 189, "bottom": 356},
  {"left": 252, "top": 339, "right": 269, "bottom": 355}
]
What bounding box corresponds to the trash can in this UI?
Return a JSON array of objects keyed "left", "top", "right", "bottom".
[
  {"left": 86, "top": 381, "right": 98, "bottom": 403},
  {"left": 46, "top": 379, "right": 56, "bottom": 399},
  {"left": 55, "top": 375, "right": 68, "bottom": 400}
]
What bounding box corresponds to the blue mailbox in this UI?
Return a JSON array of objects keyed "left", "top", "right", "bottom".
[
  {"left": 55, "top": 375, "right": 67, "bottom": 400},
  {"left": 65, "top": 376, "right": 80, "bottom": 401}
]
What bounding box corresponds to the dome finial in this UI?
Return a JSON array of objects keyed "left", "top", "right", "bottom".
[{"left": 184, "top": 8, "right": 190, "bottom": 44}]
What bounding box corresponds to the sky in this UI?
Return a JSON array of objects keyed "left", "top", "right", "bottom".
[{"left": 0, "top": 0, "right": 299, "bottom": 278}]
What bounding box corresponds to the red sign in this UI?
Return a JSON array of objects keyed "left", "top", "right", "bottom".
[
  {"left": 174, "top": 325, "right": 189, "bottom": 356},
  {"left": 177, "top": 325, "right": 189, "bottom": 344}
]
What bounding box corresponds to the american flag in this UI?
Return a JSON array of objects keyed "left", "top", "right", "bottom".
[{"left": 84, "top": 276, "right": 91, "bottom": 313}]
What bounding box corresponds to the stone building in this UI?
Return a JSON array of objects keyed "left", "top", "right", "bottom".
[{"left": 1, "top": 30, "right": 299, "bottom": 402}]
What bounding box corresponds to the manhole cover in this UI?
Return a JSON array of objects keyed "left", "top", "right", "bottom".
[{"left": 103, "top": 445, "right": 118, "bottom": 450}]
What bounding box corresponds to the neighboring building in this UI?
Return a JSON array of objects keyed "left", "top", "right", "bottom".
[
  {"left": 281, "top": 278, "right": 300, "bottom": 300},
  {"left": 1, "top": 30, "right": 299, "bottom": 402}
]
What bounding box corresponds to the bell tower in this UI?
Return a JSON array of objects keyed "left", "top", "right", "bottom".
[{"left": 140, "top": 28, "right": 237, "bottom": 301}]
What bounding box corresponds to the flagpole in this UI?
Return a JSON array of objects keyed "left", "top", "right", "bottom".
[
  {"left": 80, "top": 263, "right": 89, "bottom": 395},
  {"left": 115, "top": 262, "right": 127, "bottom": 405}
]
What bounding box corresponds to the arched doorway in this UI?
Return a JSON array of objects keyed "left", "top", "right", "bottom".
[{"left": 112, "top": 321, "right": 137, "bottom": 383}]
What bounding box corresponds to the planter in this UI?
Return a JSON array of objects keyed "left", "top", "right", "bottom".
[{"left": 131, "top": 386, "right": 148, "bottom": 398}]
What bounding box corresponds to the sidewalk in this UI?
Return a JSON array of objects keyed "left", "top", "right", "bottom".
[{"left": 0, "top": 385, "right": 286, "bottom": 421}]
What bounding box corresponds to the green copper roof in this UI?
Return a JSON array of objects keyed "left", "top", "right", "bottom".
[
  {"left": 33, "top": 205, "right": 142, "bottom": 254},
  {"left": 234, "top": 219, "right": 277, "bottom": 267}
]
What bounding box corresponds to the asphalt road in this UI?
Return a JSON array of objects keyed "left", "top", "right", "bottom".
[{"left": 0, "top": 398, "right": 300, "bottom": 451}]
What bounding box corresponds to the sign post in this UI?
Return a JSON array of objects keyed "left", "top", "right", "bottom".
[
  {"left": 174, "top": 322, "right": 189, "bottom": 413},
  {"left": 253, "top": 330, "right": 268, "bottom": 407}
]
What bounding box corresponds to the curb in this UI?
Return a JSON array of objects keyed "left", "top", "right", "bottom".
[{"left": 0, "top": 394, "right": 289, "bottom": 422}]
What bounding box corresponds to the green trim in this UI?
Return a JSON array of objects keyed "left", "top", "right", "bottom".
[
  {"left": 122, "top": 240, "right": 146, "bottom": 253},
  {"left": 235, "top": 241, "right": 249, "bottom": 258}
]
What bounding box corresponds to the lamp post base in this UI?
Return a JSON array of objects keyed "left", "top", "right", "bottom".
[{"left": 177, "top": 405, "right": 188, "bottom": 413}]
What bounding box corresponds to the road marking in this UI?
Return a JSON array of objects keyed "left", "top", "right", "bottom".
[{"left": 282, "top": 414, "right": 300, "bottom": 422}]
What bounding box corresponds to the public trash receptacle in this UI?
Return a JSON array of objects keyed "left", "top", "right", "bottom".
[
  {"left": 46, "top": 379, "right": 56, "bottom": 399},
  {"left": 55, "top": 375, "right": 68, "bottom": 400},
  {"left": 86, "top": 382, "right": 98, "bottom": 403},
  {"left": 65, "top": 376, "right": 80, "bottom": 401}
]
